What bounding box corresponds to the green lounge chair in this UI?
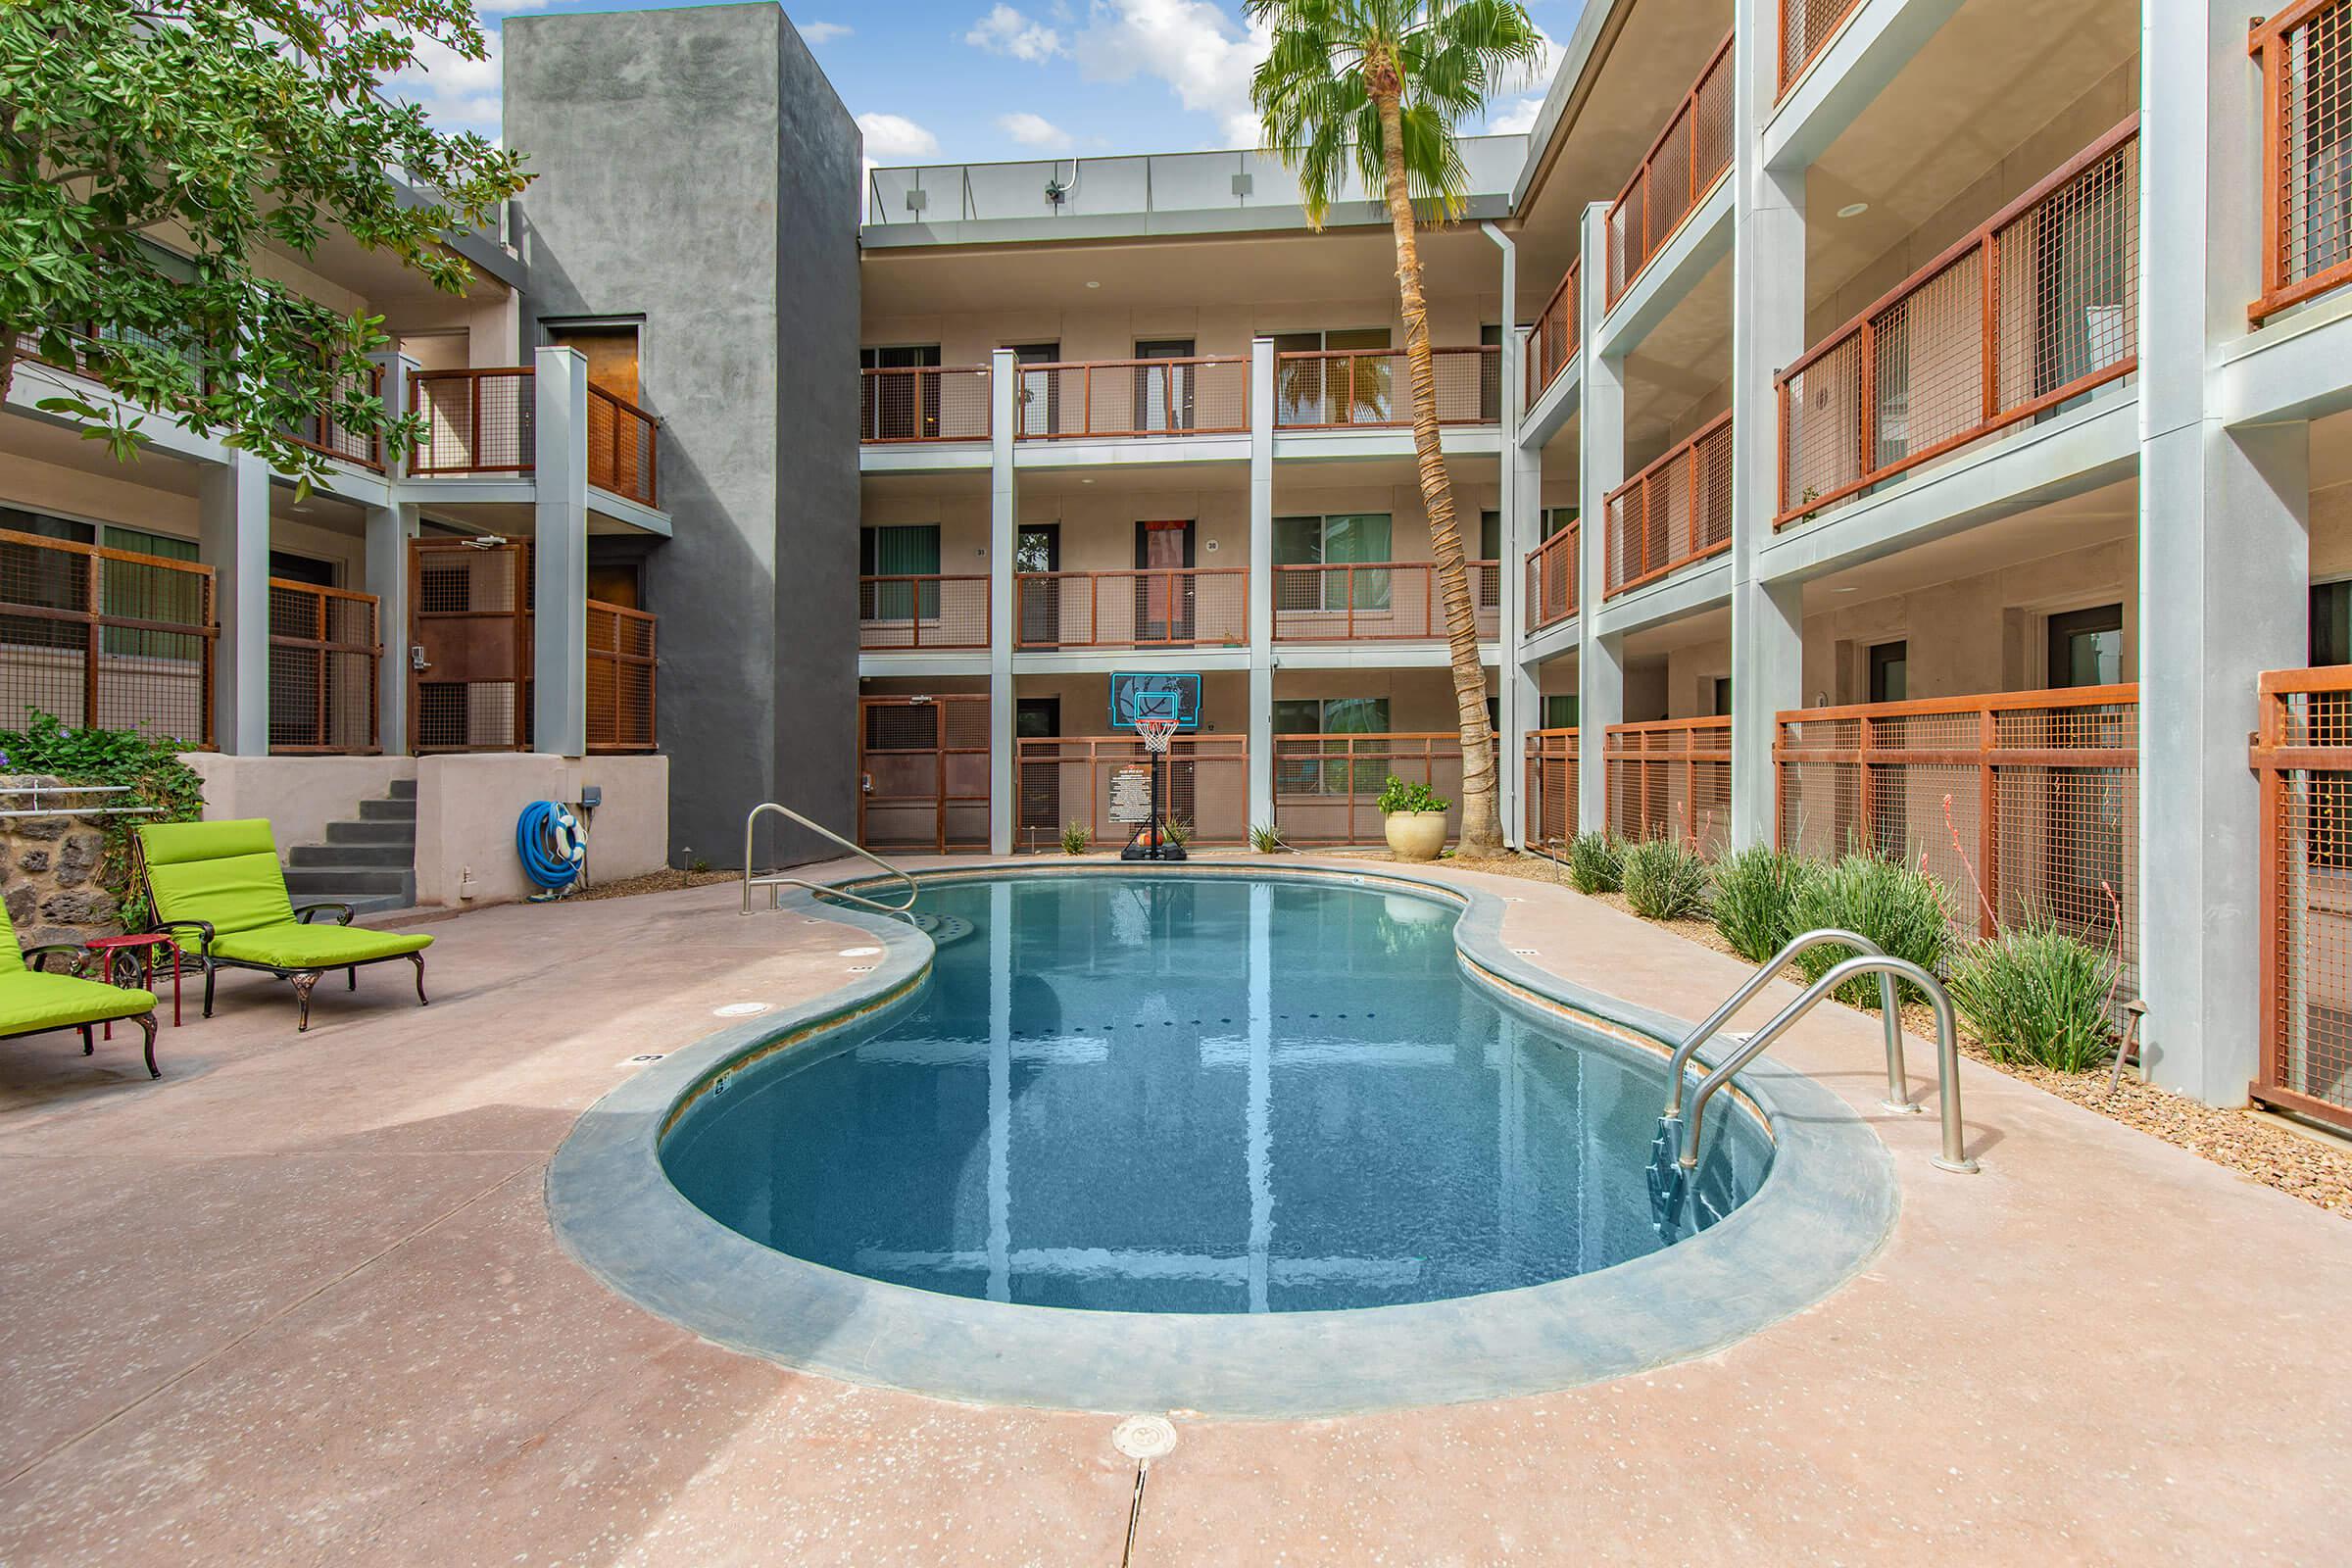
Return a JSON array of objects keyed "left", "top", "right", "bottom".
[
  {"left": 0, "top": 920, "right": 159, "bottom": 1077},
  {"left": 134, "top": 819, "right": 430, "bottom": 1032}
]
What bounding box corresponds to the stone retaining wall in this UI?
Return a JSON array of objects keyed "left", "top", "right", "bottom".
[{"left": 0, "top": 776, "right": 125, "bottom": 952}]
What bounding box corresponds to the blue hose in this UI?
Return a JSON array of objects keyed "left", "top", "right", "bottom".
[{"left": 516, "top": 800, "right": 586, "bottom": 899}]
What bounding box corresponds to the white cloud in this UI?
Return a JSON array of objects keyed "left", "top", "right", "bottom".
[
  {"left": 857, "top": 111, "right": 940, "bottom": 161},
  {"left": 386, "top": 28, "right": 506, "bottom": 137},
  {"left": 1074, "top": 0, "right": 1273, "bottom": 148},
  {"left": 1485, "top": 26, "right": 1561, "bottom": 136},
  {"left": 798, "top": 22, "right": 852, "bottom": 45},
  {"left": 997, "top": 111, "right": 1071, "bottom": 149},
  {"left": 1487, "top": 96, "right": 1542, "bottom": 135},
  {"left": 965, "top": 5, "right": 1065, "bottom": 62}
]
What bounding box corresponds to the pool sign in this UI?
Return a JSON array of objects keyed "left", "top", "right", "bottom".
[{"left": 1109, "top": 765, "right": 1153, "bottom": 824}]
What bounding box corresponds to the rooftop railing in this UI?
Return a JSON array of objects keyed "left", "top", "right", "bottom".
[
  {"left": 1606, "top": 29, "right": 1736, "bottom": 307},
  {"left": 1525, "top": 523, "right": 1579, "bottom": 633},
  {"left": 1777, "top": 118, "right": 2140, "bottom": 529},
  {"left": 859, "top": 366, "right": 992, "bottom": 442},
  {"left": 1527, "top": 260, "right": 1580, "bottom": 406},
  {"left": 2251, "top": 1, "right": 2352, "bottom": 323},
  {"left": 1604, "top": 411, "right": 1733, "bottom": 599},
  {"left": 1272, "top": 346, "right": 1500, "bottom": 428}
]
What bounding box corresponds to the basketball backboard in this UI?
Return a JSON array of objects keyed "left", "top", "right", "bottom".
[{"left": 1108, "top": 671, "right": 1201, "bottom": 731}]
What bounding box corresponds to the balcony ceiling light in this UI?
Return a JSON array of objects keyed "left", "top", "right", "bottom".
[
  {"left": 1837, "top": 202, "right": 1869, "bottom": 219},
  {"left": 1086, "top": 279, "right": 1101, "bottom": 288}
]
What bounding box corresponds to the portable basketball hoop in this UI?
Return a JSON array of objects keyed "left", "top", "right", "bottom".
[{"left": 1108, "top": 672, "right": 1199, "bottom": 862}]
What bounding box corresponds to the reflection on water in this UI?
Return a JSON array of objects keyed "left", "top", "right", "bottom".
[{"left": 662, "top": 877, "right": 1769, "bottom": 1314}]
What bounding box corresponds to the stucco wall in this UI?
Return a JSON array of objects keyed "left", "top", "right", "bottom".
[
  {"left": 180, "top": 754, "right": 416, "bottom": 857},
  {"left": 412, "top": 753, "right": 669, "bottom": 907}
]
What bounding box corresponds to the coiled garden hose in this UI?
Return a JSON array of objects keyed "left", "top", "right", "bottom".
[{"left": 516, "top": 800, "right": 586, "bottom": 900}]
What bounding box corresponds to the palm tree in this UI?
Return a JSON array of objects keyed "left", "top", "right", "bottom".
[{"left": 1247, "top": 0, "right": 1543, "bottom": 857}]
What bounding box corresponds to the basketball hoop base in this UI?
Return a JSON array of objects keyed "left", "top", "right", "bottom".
[{"left": 1120, "top": 832, "right": 1187, "bottom": 862}]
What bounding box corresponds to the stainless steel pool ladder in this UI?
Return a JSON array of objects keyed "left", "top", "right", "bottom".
[
  {"left": 1660, "top": 931, "right": 1979, "bottom": 1175},
  {"left": 741, "top": 803, "right": 919, "bottom": 920}
]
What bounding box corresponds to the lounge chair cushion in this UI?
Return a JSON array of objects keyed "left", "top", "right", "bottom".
[
  {"left": 207, "top": 923, "right": 431, "bottom": 970},
  {"left": 140, "top": 819, "right": 302, "bottom": 937},
  {"left": 0, "top": 970, "right": 156, "bottom": 1034}
]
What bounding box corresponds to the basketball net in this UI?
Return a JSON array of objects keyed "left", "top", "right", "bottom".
[{"left": 1136, "top": 716, "right": 1179, "bottom": 754}]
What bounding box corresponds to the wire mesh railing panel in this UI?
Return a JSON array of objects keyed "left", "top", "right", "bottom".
[
  {"left": 1523, "top": 728, "right": 1580, "bottom": 847},
  {"left": 1526, "top": 523, "right": 1579, "bottom": 632},
  {"left": 1528, "top": 261, "right": 1581, "bottom": 406},
  {"left": 1602, "top": 718, "right": 1732, "bottom": 854},
  {"left": 1780, "top": 0, "right": 1865, "bottom": 97},
  {"left": 2252, "top": 669, "right": 2352, "bottom": 1127},
  {"left": 585, "top": 600, "right": 657, "bottom": 754},
  {"left": 1013, "top": 735, "right": 1249, "bottom": 850},
  {"left": 1604, "top": 414, "right": 1733, "bottom": 599},
  {"left": 411, "top": 369, "right": 536, "bottom": 475},
  {"left": 1271, "top": 348, "right": 1499, "bottom": 428},
  {"left": 0, "top": 530, "right": 216, "bottom": 746},
  {"left": 585, "top": 385, "right": 659, "bottom": 507},
  {"left": 1605, "top": 30, "right": 1735, "bottom": 305},
  {"left": 1778, "top": 120, "right": 2139, "bottom": 527},
  {"left": 268, "top": 582, "right": 379, "bottom": 753},
  {"left": 282, "top": 361, "right": 385, "bottom": 470},
  {"left": 1271, "top": 732, "right": 1492, "bottom": 845},
  {"left": 859, "top": 367, "right": 993, "bottom": 442},
  {"left": 1011, "top": 569, "right": 1247, "bottom": 649},
  {"left": 1012, "top": 358, "right": 1249, "bottom": 439},
  {"left": 858, "top": 574, "right": 990, "bottom": 650},
  {"left": 2254, "top": 1, "right": 2352, "bottom": 322},
  {"left": 1270, "top": 562, "right": 1497, "bottom": 643}
]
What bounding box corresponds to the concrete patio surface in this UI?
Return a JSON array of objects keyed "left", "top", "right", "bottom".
[{"left": 1, "top": 857, "right": 2345, "bottom": 1566}]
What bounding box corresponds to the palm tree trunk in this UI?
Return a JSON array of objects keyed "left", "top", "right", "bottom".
[{"left": 1373, "top": 83, "right": 1502, "bottom": 855}]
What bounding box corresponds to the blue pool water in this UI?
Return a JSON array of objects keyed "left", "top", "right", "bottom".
[{"left": 662, "top": 875, "right": 1770, "bottom": 1315}]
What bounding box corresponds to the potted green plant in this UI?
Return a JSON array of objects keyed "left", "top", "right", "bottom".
[{"left": 1376, "top": 774, "right": 1451, "bottom": 862}]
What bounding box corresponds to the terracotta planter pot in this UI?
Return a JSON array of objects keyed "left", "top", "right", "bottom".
[{"left": 1384, "top": 809, "right": 1448, "bottom": 862}]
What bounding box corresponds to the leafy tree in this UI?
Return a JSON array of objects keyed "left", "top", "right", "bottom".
[
  {"left": 0, "top": 0, "right": 530, "bottom": 491},
  {"left": 1248, "top": 0, "right": 1544, "bottom": 856}
]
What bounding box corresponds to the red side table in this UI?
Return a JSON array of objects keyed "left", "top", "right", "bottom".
[{"left": 83, "top": 933, "right": 183, "bottom": 1036}]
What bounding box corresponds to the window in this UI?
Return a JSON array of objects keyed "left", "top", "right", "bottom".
[
  {"left": 1275, "top": 514, "right": 1392, "bottom": 612},
  {"left": 546, "top": 321, "right": 641, "bottom": 403},
  {"left": 100, "top": 526, "right": 201, "bottom": 661},
  {"left": 1869, "top": 640, "right": 1909, "bottom": 704},
  {"left": 1480, "top": 323, "right": 1503, "bottom": 422},
  {"left": 1541, "top": 506, "right": 1577, "bottom": 541},
  {"left": 1275, "top": 696, "right": 1390, "bottom": 794},
  {"left": 1544, "top": 694, "right": 1579, "bottom": 729},
  {"left": 1010, "top": 342, "right": 1060, "bottom": 435},
  {"left": 1711, "top": 677, "right": 1734, "bottom": 717},
  {"left": 2047, "top": 604, "right": 2124, "bottom": 688},
  {"left": 2313, "top": 579, "right": 2351, "bottom": 665},
  {"left": 859, "top": 524, "right": 941, "bottom": 622}
]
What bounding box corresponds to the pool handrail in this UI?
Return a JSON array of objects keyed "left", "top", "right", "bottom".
[
  {"left": 1675, "top": 954, "right": 1978, "bottom": 1174},
  {"left": 740, "top": 803, "right": 919, "bottom": 920},
  {"left": 1662, "top": 928, "right": 1910, "bottom": 1119}
]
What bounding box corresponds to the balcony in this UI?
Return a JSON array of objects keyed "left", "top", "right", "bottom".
[
  {"left": 1779, "top": 0, "right": 1864, "bottom": 100},
  {"left": 268, "top": 581, "right": 381, "bottom": 754},
  {"left": 858, "top": 574, "right": 990, "bottom": 651},
  {"left": 1273, "top": 347, "right": 1500, "bottom": 428},
  {"left": 858, "top": 366, "right": 992, "bottom": 442},
  {"left": 1016, "top": 733, "right": 1250, "bottom": 848},
  {"left": 1272, "top": 731, "right": 1495, "bottom": 845},
  {"left": 1012, "top": 568, "right": 1248, "bottom": 650},
  {"left": 410, "top": 367, "right": 663, "bottom": 507},
  {"left": 1527, "top": 260, "right": 1581, "bottom": 407},
  {"left": 1525, "top": 524, "right": 1579, "bottom": 634},
  {"left": 1603, "top": 716, "right": 1731, "bottom": 856},
  {"left": 0, "top": 527, "right": 216, "bottom": 748},
  {"left": 1272, "top": 561, "right": 1498, "bottom": 643},
  {"left": 1013, "top": 357, "right": 1248, "bottom": 440},
  {"left": 2251, "top": 2, "right": 2352, "bottom": 324},
  {"left": 1606, "top": 29, "right": 1735, "bottom": 308},
  {"left": 1523, "top": 727, "right": 1579, "bottom": 845},
  {"left": 1777, "top": 119, "right": 2139, "bottom": 529},
  {"left": 1604, "top": 412, "right": 1732, "bottom": 599}
]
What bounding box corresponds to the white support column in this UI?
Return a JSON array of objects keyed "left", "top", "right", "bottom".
[
  {"left": 198, "top": 451, "right": 271, "bottom": 755},
  {"left": 988, "top": 348, "right": 1018, "bottom": 857},
  {"left": 1505, "top": 412, "right": 1544, "bottom": 848},
  {"left": 369, "top": 349, "right": 418, "bottom": 482},
  {"left": 531, "top": 344, "right": 589, "bottom": 757},
  {"left": 1247, "top": 337, "right": 1276, "bottom": 835},
  {"left": 1730, "top": 0, "right": 1808, "bottom": 849},
  {"left": 2137, "top": 3, "right": 2308, "bottom": 1104},
  {"left": 1489, "top": 223, "right": 1527, "bottom": 846},
  {"left": 367, "top": 503, "right": 418, "bottom": 755},
  {"left": 1576, "top": 201, "right": 1622, "bottom": 834}
]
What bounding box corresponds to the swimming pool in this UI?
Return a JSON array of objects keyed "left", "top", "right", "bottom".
[
  {"left": 547, "top": 863, "right": 1898, "bottom": 1415},
  {"left": 662, "top": 875, "right": 1770, "bottom": 1314}
]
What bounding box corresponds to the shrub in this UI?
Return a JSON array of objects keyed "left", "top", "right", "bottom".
[
  {"left": 1622, "top": 837, "right": 1710, "bottom": 922},
  {"left": 1947, "top": 916, "right": 2119, "bottom": 1072},
  {"left": 1162, "top": 816, "right": 1193, "bottom": 849},
  {"left": 1059, "top": 820, "right": 1090, "bottom": 856},
  {"left": 0, "top": 710, "right": 205, "bottom": 931},
  {"left": 1788, "top": 852, "right": 1953, "bottom": 1007},
  {"left": 1566, "top": 830, "right": 1624, "bottom": 895},
  {"left": 1710, "top": 845, "right": 1815, "bottom": 963},
  {"left": 1250, "top": 821, "right": 1285, "bottom": 855},
  {"left": 1375, "top": 774, "right": 1449, "bottom": 814}
]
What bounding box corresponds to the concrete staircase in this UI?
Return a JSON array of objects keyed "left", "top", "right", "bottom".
[{"left": 285, "top": 778, "right": 417, "bottom": 916}]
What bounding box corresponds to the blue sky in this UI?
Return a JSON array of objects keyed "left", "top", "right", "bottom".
[{"left": 389, "top": 1, "right": 1580, "bottom": 167}]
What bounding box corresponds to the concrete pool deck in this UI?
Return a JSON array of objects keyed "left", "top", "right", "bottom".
[{"left": 1, "top": 856, "right": 2346, "bottom": 1564}]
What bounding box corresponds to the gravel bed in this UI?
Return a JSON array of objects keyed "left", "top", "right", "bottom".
[{"left": 569, "top": 867, "right": 739, "bottom": 902}]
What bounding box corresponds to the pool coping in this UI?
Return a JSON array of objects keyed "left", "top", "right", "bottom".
[{"left": 544, "top": 859, "right": 1899, "bottom": 1419}]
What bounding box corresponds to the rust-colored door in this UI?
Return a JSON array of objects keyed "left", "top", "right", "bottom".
[
  {"left": 858, "top": 695, "right": 989, "bottom": 852},
  {"left": 410, "top": 538, "right": 531, "bottom": 752}
]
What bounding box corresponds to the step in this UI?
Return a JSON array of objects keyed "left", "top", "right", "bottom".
[
  {"left": 385, "top": 777, "right": 417, "bottom": 801},
  {"left": 285, "top": 866, "right": 415, "bottom": 898},
  {"left": 331, "top": 893, "right": 415, "bottom": 919},
  {"left": 325, "top": 818, "right": 416, "bottom": 847},
  {"left": 289, "top": 841, "right": 413, "bottom": 869},
  {"left": 357, "top": 796, "right": 416, "bottom": 822}
]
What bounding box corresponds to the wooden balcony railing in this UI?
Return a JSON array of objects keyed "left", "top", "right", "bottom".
[
  {"left": 1272, "top": 560, "right": 1498, "bottom": 642},
  {"left": 586, "top": 384, "right": 660, "bottom": 508},
  {"left": 1604, "top": 716, "right": 1731, "bottom": 855},
  {"left": 2252, "top": 665, "right": 2352, "bottom": 1130},
  {"left": 1525, "top": 523, "right": 1579, "bottom": 633},
  {"left": 1779, "top": 0, "right": 1865, "bottom": 100},
  {"left": 1273, "top": 346, "right": 1501, "bottom": 428},
  {"left": 858, "top": 574, "right": 990, "bottom": 650},
  {"left": 1272, "top": 731, "right": 1497, "bottom": 846},
  {"left": 0, "top": 527, "right": 216, "bottom": 748},
  {"left": 267, "top": 581, "right": 379, "bottom": 754},
  {"left": 1524, "top": 727, "right": 1580, "bottom": 846},
  {"left": 1015, "top": 734, "right": 1250, "bottom": 848},
  {"left": 410, "top": 368, "right": 536, "bottom": 477},
  {"left": 282, "top": 360, "right": 385, "bottom": 471},
  {"left": 859, "top": 366, "right": 993, "bottom": 442},
  {"left": 1604, "top": 411, "right": 1733, "bottom": 599},
  {"left": 2252, "top": 2, "right": 2352, "bottom": 323},
  {"left": 1012, "top": 568, "right": 1248, "bottom": 649},
  {"left": 585, "top": 600, "right": 657, "bottom": 754},
  {"left": 1527, "top": 260, "right": 1580, "bottom": 406},
  {"left": 1606, "top": 29, "right": 1736, "bottom": 306},
  {"left": 1778, "top": 118, "right": 2140, "bottom": 528},
  {"left": 1779, "top": 685, "right": 2138, "bottom": 1005},
  {"left": 1013, "top": 357, "right": 1249, "bottom": 439}
]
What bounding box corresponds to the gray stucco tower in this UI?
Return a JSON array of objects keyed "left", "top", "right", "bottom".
[{"left": 505, "top": 3, "right": 860, "bottom": 867}]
